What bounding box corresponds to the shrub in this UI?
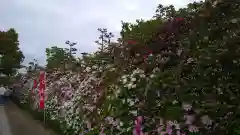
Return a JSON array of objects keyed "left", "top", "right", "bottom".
[{"left": 14, "top": 1, "right": 240, "bottom": 135}]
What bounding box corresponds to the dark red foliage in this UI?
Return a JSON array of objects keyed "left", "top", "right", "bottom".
[{"left": 142, "top": 17, "right": 186, "bottom": 58}]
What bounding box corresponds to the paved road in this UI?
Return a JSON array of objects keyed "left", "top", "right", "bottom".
[
  {"left": 0, "top": 102, "right": 57, "bottom": 135},
  {"left": 0, "top": 106, "right": 12, "bottom": 135}
]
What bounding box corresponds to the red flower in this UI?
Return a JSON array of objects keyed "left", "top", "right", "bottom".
[
  {"left": 127, "top": 40, "right": 137, "bottom": 45},
  {"left": 175, "top": 17, "right": 184, "bottom": 21}
]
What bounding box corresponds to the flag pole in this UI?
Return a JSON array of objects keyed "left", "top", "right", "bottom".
[{"left": 43, "top": 107, "right": 46, "bottom": 124}]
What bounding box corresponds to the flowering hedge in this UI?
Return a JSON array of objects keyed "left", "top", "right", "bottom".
[{"left": 16, "top": 1, "right": 240, "bottom": 135}]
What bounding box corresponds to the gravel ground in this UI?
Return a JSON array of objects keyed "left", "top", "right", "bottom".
[{"left": 3, "top": 101, "right": 57, "bottom": 135}]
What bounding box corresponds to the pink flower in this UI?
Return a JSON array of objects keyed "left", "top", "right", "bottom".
[
  {"left": 160, "top": 131, "right": 166, "bottom": 135},
  {"left": 176, "top": 131, "right": 186, "bottom": 135},
  {"left": 188, "top": 125, "right": 199, "bottom": 132},
  {"left": 137, "top": 116, "right": 143, "bottom": 123},
  {"left": 157, "top": 126, "right": 164, "bottom": 133},
  {"left": 99, "top": 127, "right": 105, "bottom": 135},
  {"left": 184, "top": 115, "right": 195, "bottom": 125},
  {"left": 133, "top": 130, "right": 145, "bottom": 135},
  {"left": 182, "top": 103, "right": 192, "bottom": 111},
  {"left": 133, "top": 116, "right": 144, "bottom": 135},
  {"left": 167, "top": 121, "right": 174, "bottom": 126},
  {"left": 166, "top": 126, "right": 172, "bottom": 135}
]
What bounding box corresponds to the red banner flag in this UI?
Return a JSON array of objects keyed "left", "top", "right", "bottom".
[
  {"left": 39, "top": 71, "right": 46, "bottom": 110},
  {"left": 39, "top": 96, "right": 45, "bottom": 109},
  {"left": 33, "top": 79, "right": 37, "bottom": 88}
]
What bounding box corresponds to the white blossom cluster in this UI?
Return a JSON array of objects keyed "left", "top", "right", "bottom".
[{"left": 120, "top": 68, "right": 146, "bottom": 90}]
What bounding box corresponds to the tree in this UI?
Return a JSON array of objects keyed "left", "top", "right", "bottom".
[
  {"left": 46, "top": 43, "right": 77, "bottom": 70},
  {"left": 27, "top": 59, "right": 43, "bottom": 72},
  {"left": 64, "top": 40, "right": 78, "bottom": 68},
  {"left": 95, "top": 28, "right": 114, "bottom": 52},
  {"left": 0, "top": 28, "right": 25, "bottom": 76},
  {"left": 65, "top": 40, "right": 77, "bottom": 59},
  {"left": 46, "top": 46, "right": 68, "bottom": 70}
]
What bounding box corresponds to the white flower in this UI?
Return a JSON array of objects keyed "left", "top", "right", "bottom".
[
  {"left": 121, "top": 75, "right": 128, "bottom": 79},
  {"left": 177, "top": 49, "right": 183, "bottom": 56},
  {"left": 187, "top": 58, "right": 194, "bottom": 63},
  {"left": 182, "top": 103, "right": 192, "bottom": 111},
  {"left": 131, "top": 84, "right": 136, "bottom": 88},
  {"left": 201, "top": 115, "right": 213, "bottom": 126},
  {"left": 122, "top": 78, "right": 128, "bottom": 84},
  {"left": 127, "top": 83, "right": 133, "bottom": 89},
  {"left": 172, "top": 100, "right": 178, "bottom": 104},
  {"left": 120, "top": 121, "right": 123, "bottom": 126},
  {"left": 92, "top": 65, "right": 98, "bottom": 69},
  {"left": 133, "top": 68, "right": 144, "bottom": 74},
  {"left": 150, "top": 74, "right": 155, "bottom": 78},
  {"left": 127, "top": 99, "right": 135, "bottom": 106},
  {"left": 139, "top": 74, "right": 146, "bottom": 78},
  {"left": 131, "top": 77, "right": 137, "bottom": 82},
  {"left": 152, "top": 67, "right": 160, "bottom": 72},
  {"left": 106, "top": 64, "right": 112, "bottom": 69},
  {"left": 109, "top": 68, "right": 116, "bottom": 71},
  {"left": 175, "top": 123, "right": 180, "bottom": 130},
  {"left": 130, "top": 110, "right": 137, "bottom": 116},
  {"left": 64, "top": 102, "right": 69, "bottom": 107},
  {"left": 204, "top": 36, "right": 208, "bottom": 40},
  {"left": 86, "top": 67, "right": 91, "bottom": 72},
  {"left": 231, "top": 19, "right": 238, "bottom": 23},
  {"left": 105, "top": 116, "right": 114, "bottom": 123}
]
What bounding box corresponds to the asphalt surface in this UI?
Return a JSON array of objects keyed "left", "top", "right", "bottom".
[
  {"left": 0, "top": 101, "right": 57, "bottom": 135},
  {"left": 0, "top": 105, "right": 12, "bottom": 135}
]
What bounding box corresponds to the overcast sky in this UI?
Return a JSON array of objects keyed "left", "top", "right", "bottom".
[{"left": 0, "top": 0, "right": 197, "bottom": 66}]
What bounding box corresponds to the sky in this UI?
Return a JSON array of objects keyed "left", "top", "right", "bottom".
[{"left": 0, "top": 0, "right": 197, "bottom": 66}]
